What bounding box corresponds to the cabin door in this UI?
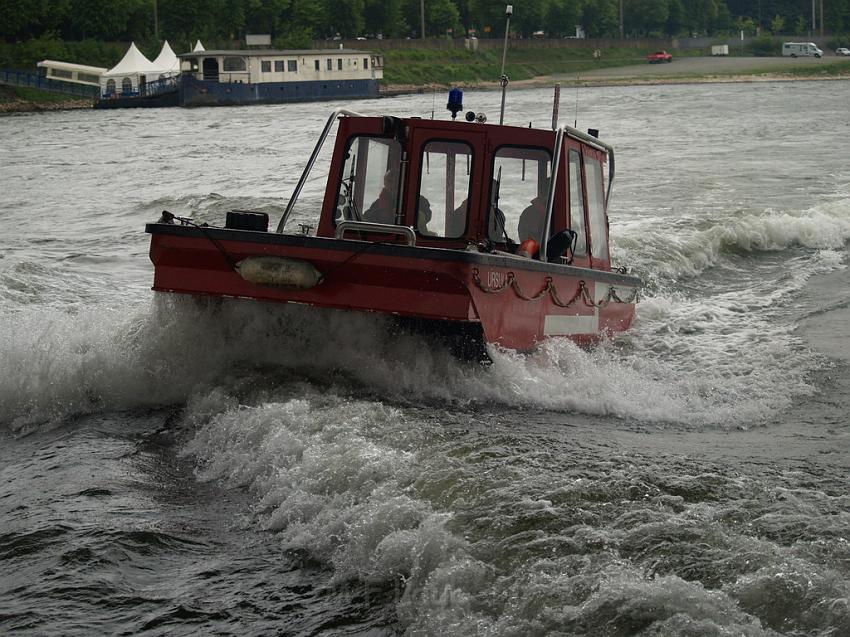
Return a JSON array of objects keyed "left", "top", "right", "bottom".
[
  {"left": 202, "top": 58, "right": 220, "bottom": 82},
  {"left": 139, "top": 74, "right": 147, "bottom": 96}
]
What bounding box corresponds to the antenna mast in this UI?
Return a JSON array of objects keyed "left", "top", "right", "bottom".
[{"left": 498, "top": 5, "right": 513, "bottom": 125}]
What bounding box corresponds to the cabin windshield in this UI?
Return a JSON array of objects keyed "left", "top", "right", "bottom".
[
  {"left": 488, "top": 147, "right": 552, "bottom": 245},
  {"left": 336, "top": 135, "right": 402, "bottom": 225},
  {"left": 417, "top": 141, "right": 473, "bottom": 238}
]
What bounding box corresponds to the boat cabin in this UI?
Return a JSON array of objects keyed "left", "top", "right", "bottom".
[{"left": 305, "top": 114, "right": 613, "bottom": 270}]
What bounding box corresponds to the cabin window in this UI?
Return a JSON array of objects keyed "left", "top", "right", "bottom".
[
  {"left": 585, "top": 157, "right": 609, "bottom": 261},
  {"left": 326, "top": 59, "right": 333, "bottom": 70},
  {"left": 121, "top": 77, "right": 133, "bottom": 94},
  {"left": 223, "top": 57, "right": 246, "bottom": 72},
  {"left": 314, "top": 60, "right": 320, "bottom": 71},
  {"left": 275, "top": 60, "right": 284, "bottom": 72},
  {"left": 417, "top": 141, "right": 473, "bottom": 238},
  {"left": 337, "top": 58, "right": 343, "bottom": 70},
  {"left": 288, "top": 60, "right": 297, "bottom": 72},
  {"left": 79, "top": 72, "right": 99, "bottom": 83},
  {"left": 105, "top": 78, "right": 116, "bottom": 94},
  {"left": 261, "top": 60, "right": 271, "bottom": 72},
  {"left": 363, "top": 58, "right": 369, "bottom": 69},
  {"left": 336, "top": 136, "right": 403, "bottom": 226},
  {"left": 568, "top": 150, "right": 587, "bottom": 257},
  {"left": 488, "top": 147, "right": 552, "bottom": 246}
]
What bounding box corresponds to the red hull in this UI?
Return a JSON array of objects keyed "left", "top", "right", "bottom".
[{"left": 148, "top": 224, "right": 639, "bottom": 351}]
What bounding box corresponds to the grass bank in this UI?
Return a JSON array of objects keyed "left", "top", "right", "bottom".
[
  {"left": 0, "top": 85, "right": 92, "bottom": 112},
  {"left": 381, "top": 46, "right": 682, "bottom": 86}
]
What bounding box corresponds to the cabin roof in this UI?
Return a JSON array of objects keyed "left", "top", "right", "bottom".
[
  {"left": 37, "top": 60, "right": 107, "bottom": 74},
  {"left": 177, "top": 49, "right": 375, "bottom": 58}
]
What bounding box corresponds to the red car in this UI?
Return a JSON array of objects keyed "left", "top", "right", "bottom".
[{"left": 647, "top": 50, "right": 673, "bottom": 63}]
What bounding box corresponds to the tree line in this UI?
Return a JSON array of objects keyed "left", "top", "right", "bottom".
[{"left": 3, "top": 0, "right": 849, "bottom": 44}]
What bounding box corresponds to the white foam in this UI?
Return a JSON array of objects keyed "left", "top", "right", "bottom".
[
  {"left": 614, "top": 199, "right": 850, "bottom": 283},
  {"left": 0, "top": 279, "right": 822, "bottom": 430},
  {"left": 182, "top": 397, "right": 465, "bottom": 588}
]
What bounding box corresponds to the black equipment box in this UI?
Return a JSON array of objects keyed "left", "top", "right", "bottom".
[{"left": 226, "top": 210, "right": 269, "bottom": 232}]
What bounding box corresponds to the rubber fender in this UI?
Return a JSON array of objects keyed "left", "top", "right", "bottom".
[{"left": 235, "top": 256, "right": 322, "bottom": 289}]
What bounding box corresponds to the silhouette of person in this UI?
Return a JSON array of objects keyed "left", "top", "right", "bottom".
[
  {"left": 363, "top": 170, "right": 398, "bottom": 224},
  {"left": 445, "top": 198, "right": 468, "bottom": 237},
  {"left": 417, "top": 196, "right": 436, "bottom": 236},
  {"left": 518, "top": 194, "right": 547, "bottom": 245}
]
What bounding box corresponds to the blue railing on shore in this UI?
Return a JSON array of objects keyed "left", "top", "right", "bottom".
[{"left": 0, "top": 69, "right": 99, "bottom": 98}]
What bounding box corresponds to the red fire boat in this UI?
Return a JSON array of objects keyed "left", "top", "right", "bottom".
[{"left": 146, "top": 105, "right": 640, "bottom": 358}]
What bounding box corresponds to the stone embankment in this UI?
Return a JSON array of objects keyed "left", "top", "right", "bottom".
[
  {"left": 0, "top": 97, "right": 93, "bottom": 113},
  {"left": 0, "top": 85, "right": 93, "bottom": 113}
]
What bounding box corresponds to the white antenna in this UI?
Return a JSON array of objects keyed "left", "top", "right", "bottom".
[
  {"left": 552, "top": 83, "right": 560, "bottom": 130},
  {"left": 574, "top": 75, "right": 580, "bottom": 128},
  {"left": 498, "top": 5, "right": 513, "bottom": 125}
]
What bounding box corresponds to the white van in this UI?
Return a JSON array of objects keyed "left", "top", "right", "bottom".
[{"left": 782, "top": 42, "right": 823, "bottom": 58}]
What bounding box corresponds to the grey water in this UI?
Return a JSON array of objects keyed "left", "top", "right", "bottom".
[{"left": 1, "top": 80, "right": 850, "bottom": 636}]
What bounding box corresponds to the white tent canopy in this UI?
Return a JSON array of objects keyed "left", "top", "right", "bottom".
[
  {"left": 100, "top": 42, "right": 160, "bottom": 96},
  {"left": 151, "top": 40, "right": 179, "bottom": 77},
  {"left": 193, "top": 40, "right": 205, "bottom": 52}
]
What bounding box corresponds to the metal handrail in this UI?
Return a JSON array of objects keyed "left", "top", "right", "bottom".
[
  {"left": 335, "top": 221, "right": 417, "bottom": 246},
  {"left": 0, "top": 69, "right": 98, "bottom": 98},
  {"left": 276, "top": 107, "right": 366, "bottom": 233}
]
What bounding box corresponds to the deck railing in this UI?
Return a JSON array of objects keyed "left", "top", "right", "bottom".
[
  {"left": 100, "top": 75, "right": 177, "bottom": 99},
  {"left": 0, "top": 69, "right": 98, "bottom": 98}
]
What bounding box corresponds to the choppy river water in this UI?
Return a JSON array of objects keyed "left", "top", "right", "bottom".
[{"left": 2, "top": 80, "right": 850, "bottom": 636}]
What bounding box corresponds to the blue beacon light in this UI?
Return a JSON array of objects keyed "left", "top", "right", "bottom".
[{"left": 447, "top": 88, "right": 463, "bottom": 120}]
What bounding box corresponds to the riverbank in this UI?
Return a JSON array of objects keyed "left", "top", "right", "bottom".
[
  {"left": 384, "top": 55, "right": 850, "bottom": 94},
  {"left": 0, "top": 85, "right": 92, "bottom": 113},
  {"left": 4, "top": 55, "right": 849, "bottom": 112}
]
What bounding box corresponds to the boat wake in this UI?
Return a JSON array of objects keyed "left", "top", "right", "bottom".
[
  {"left": 613, "top": 198, "right": 850, "bottom": 285},
  {"left": 0, "top": 284, "right": 824, "bottom": 431}
]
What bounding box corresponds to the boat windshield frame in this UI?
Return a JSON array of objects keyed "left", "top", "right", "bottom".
[{"left": 277, "top": 107, "right": 366, "bottom": 233}]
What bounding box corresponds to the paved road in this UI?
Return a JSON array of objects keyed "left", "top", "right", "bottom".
[{"left": 556, "top": 54, "right": 845, "bottom": 81}]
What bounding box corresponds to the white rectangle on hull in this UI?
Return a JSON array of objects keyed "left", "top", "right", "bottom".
[{"left": 544, "top": 313, "right": 598, "bottom": 336}]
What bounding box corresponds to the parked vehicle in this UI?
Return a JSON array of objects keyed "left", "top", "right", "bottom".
[
  {"left": 711, "top": 45, "right": 729, "bottom": 56},
  {"left": 782, "top": 42, "right": 823, "bottom": 58},
  {"left": 646, "top": 50, "right": 673, "bottom": 63},
  {"left": 837, "top": 47, "right": 850, "bottom": 56}
]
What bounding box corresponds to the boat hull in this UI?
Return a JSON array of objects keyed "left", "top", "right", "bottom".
[
  {"left": 147, "top": 223, "right": 639, "bottom": 351},
  {"left": 94, "top": 90, "right": 178, "bottom": 109},
  {"left": 178, "top": 75, "right": 380, "bottom": 107}
]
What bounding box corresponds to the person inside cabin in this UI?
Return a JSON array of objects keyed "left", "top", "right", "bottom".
[
  {"left": 517, "top": 193, "right": 547, "bottom": 249},
  {"left": 416, "top": 196, "right": 437, "bottom": 236},
  {"left": 446, "top": 199, "right": 468, "bottom": 237},
  {"left": 363, "top": 170, "right": 399, "bottom": 225}
]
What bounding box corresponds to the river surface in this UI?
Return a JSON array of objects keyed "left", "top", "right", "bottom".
[{"left": 2, "top": 81, "right": 850, "bottom": 636}]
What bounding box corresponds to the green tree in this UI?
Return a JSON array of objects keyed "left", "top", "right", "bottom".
[
  {"left": 770, "top": 14, "right": 785, "bottom": 33},
  {"left": 581, "top": 0, "right": 618, "bottom": 37},
  {"left": 626, "top": 0, "right": 668, "bottom": 35},
  {"left": 66, "top": 0, "right": 139, "bottom": 39},
  {"left": 325, "top": 0, "right": 365, "bottom": 37},
  {"left": 712, "top": 2, "right": 734, "bottom": 33},
  {"left": 364, "top": 0, "right": 405, "bottom": 37},
  {"left": 427, "top": 0, "right": 462, "bottom": 36},
  {"left": 547, "top": 0, "right": 581, "bottom": 37},
  {"left": 244, "top": 0, "right": 291, "bottom": 37},
  {"left": 512, "top": 0, "right": 550, "bottom": 37},
  {"left": 684, "top": 0, "right": 717, "bottom": 35},
  {"left": 666, "top": 0, "right": 685, "bottom": 36},
  {"left": 287, "top": 0, "right": 328, "bottom": 38}
]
